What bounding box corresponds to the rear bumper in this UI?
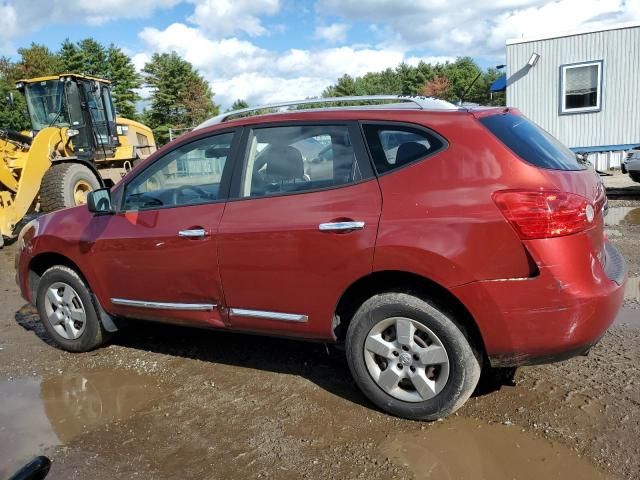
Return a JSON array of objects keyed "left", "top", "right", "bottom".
[{"left": 452, "top": 239, "right": 626, "bottom": 367}]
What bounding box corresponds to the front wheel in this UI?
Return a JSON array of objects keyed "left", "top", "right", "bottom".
[
  {"left": 35, "top": 266, "right": 111, "bottom": 352},
  {"left": 346, "top": 292, "right": 481, "bottom": 420}
]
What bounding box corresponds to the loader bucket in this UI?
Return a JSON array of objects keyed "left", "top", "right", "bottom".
[{"left": 0, "top": 127, "right": 63, "bottom": 241}]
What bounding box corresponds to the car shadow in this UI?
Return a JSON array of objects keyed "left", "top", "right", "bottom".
[
  {"left": 15, "top": 305, "right": 511, "bottom": 412},
  {"left": 15, "top": 304, "right": 57, "bottom": 347}
]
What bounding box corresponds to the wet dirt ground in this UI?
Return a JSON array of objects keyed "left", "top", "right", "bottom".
[{"left": 1, "top": 178, "right": 639, "bottom": 479}]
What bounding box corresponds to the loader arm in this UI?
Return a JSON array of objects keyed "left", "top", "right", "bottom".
[{"left": 0, "top": 127, "right": 69, "bottom": 239}]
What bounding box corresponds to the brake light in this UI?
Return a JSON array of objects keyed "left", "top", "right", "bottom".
[{"left": 492, "top": 190, "right": 595, "bottom": 239}]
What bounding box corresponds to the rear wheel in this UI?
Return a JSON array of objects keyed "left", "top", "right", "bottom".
[
  {"left": 40, "top": 163, "right": 101, "bottom": 212},
  {"left": 346, "top": 292, "right": 481, "bottom": 420},
  {"left": 36, "top": 265, "right": 111, "bottom": 352}
]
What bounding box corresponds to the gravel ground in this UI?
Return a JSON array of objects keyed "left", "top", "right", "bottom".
[{"left": 0, "top": 192, "right": 638, "bottom": 480}]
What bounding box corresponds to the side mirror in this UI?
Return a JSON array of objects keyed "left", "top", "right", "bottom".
[
  {"left": 6, "top": 91, "right": 14, "bottom": 107},
  {"left": 87, "top": 188, "right": 113, "bottom": 214}
]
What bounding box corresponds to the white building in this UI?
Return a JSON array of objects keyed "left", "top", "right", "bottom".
[{"left": 505, "top": 22, "right": 640, "bottom": 170}]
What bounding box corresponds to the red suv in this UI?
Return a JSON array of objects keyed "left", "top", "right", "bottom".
[{"left": 15, "top": 97, "right": 626, "bottom": 420}]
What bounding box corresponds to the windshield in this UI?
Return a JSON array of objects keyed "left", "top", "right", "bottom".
[{"left": 24, "top": 80, "right": 71, "bottom": 131}]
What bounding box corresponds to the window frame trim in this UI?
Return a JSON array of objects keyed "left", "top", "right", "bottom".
[
  {"left": 118, "top": 127, "right": 242, "bottom": 213},
  {"left": 559, "top": 60, "right": 604, "bottom": 115},
  {"left": 227, "top": 120, "right": 376, "bottom": 202},
  {"left": 358, "top": 120, "right": 449, "bottom": 177}
]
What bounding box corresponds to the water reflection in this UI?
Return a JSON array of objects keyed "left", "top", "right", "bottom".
[{"left": 0, "top": 370, "right": 164, "bottom": 477}]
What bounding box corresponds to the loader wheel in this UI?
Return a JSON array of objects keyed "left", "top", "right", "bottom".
[{"left": 40, "top": 163, "right": 101, "bottom": 212}]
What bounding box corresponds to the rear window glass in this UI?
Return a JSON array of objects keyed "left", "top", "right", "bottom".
[{"left": 480, "top": 113, "right": 587, "bottom": 171}]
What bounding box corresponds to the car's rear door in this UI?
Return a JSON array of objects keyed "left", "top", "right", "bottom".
[
  {"left": 89, "top": 129, "right": 241, "bottom": 328},
  {"left": 217, "top": 121, "right": 382, "bottom": 340}
]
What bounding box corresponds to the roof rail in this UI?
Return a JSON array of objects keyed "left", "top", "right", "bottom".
[{"left": 195, "top": 95, "right": 458, "bottom": 130}]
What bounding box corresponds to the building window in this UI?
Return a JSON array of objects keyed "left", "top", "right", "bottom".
[{"left": 560, "top": 61, "right": 603, "bottom": 114}]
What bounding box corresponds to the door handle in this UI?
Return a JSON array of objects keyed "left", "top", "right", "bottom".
[
  {"left": 178, "top": 228, "right": 208, "bottom": 238},
  {"left": 318, "top": 221, "right": 365, "bottom": 232}
]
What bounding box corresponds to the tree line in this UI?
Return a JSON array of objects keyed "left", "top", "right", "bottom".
[
  {"left": 0, "top": 39, "right": 217, "bottom": 144},
  {"left": 321, "top": 57, "right": 504, "bottom": 105},
  {"left": 1, "top": 39, "right": 503, "bottom": 145}
]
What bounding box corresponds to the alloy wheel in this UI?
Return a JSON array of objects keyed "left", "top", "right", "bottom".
[
  {"left": 363, "top": 317, "right": 450, "bottom": 402},
  {"left": 43, "top": 282, "right": 87, "bottom": 340}
]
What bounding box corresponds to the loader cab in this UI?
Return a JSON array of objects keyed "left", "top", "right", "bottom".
[{"left": 17, "top": 74, "right": 119, "bottom": 160}]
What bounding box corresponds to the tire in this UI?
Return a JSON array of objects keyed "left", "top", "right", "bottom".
[
  {"left": 35, "top": 265, "right": 111, "bottom": 352},
  {"left": 346, "top": 292, "right": 481, "bottom": 420},
  {"left": 40, "top": 163, "right": 101, "bottom": 212}
]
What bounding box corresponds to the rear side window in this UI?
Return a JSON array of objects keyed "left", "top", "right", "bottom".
[
  {"left": 480, "top": 113, "right": 587, "bottom": 171},
  {"left": 241, "top": 124, "right": 362, "bottom": 198},
  {"left": 362, "top": 124, "right": 446, "bottom": 174}
]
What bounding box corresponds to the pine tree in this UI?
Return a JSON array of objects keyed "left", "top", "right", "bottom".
[
  {"left": 58, "top": 39, "right": 84, "bottom": 73},
  {"left": 143, "top": 52, "right": 219, "bottom": 144},
  {"left": 77, "top": 38, "right": 108, "bottom": 78},
  {"left": 105, "top": 44, "right": 141, "bottom": 119}
]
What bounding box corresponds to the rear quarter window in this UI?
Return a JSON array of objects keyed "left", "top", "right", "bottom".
[
  {"left": 480, "top": 113, "right": 587, "bottom": 171},
  {"left": 362, "top": 124, "right": 447, "bottom": 174}
]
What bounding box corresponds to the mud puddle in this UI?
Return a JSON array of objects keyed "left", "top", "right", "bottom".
[
  {"left": 605, "top": 207, "right": 640, "bottom": 226},
  {"left": 382, "top": 416, "right": 613, "bottom": 480},
  {"left": 0, "top": 369, "right": 165, "bottom": 478}
]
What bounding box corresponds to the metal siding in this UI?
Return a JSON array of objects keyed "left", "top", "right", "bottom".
[{"left": 506, "top": 26, "right": 640, "bottom": 150}]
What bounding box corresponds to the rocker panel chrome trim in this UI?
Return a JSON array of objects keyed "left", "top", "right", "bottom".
[
  {"left": 110, "top": 298, "right": 215, "bottom": 311},
  {"left": 229, "top": 308, "right": 308, "bottom": 322}
]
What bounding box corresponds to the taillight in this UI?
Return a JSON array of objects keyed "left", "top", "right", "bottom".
[{"left": 492, "top": 189, "right": 595, "bottom": 239}]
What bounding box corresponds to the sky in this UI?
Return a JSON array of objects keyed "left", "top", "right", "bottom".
[{"left": 1, "top": 0, "right": 639, "bottom": 109}]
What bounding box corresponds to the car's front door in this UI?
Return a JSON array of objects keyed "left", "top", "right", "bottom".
[
  {"left": 89, "top": 129, "right": 239, "bottom": 328},
  {"left": 218, "top": 122, "right": 382, "bottom": 339}
]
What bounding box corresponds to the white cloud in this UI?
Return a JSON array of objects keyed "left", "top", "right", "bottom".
[
  {"left": 314, "top": 23, "right": 350, "bottom": 44},
  {"left": 139, "top": 23, "right": 270, "bottom": 77},
  {"left": 137, "top": 23, "right": 409, "bottom": 108},
  {"left": 0, "top": 0, "right": 181, "bottom": 51},
  {"left": 20, "top": 0, "right": 181, "bottom": 25},
  {"left": 0, "top": 4, "right": 18, "bottom": 54},
  {"left": 317, "top": 0, "right": 640, "bottom": 56},
  {"left": 187, "top": 0, "right": 280, "bottom": 37}
]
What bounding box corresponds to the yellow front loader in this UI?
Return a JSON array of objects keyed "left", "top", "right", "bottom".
[{"left": 0, "top": 74, "right": 156, "bottom": 246}]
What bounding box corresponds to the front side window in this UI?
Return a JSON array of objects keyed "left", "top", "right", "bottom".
[
  {"left": 123, "top": 132, "right": 234, "bottom": 210},
  {"left": 561, "top": 61, "right": 602, "bottom": 114},
  {"left": 362, "top": 124, "right": 446, "bottom": 174},
  {"left": 241, "top": 124, "right": 361, "bottom": 198}
]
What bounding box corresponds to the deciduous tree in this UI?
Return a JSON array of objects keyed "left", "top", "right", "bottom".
[{"left": 15, "top": 43, "right": 61, "bottom": 79}]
